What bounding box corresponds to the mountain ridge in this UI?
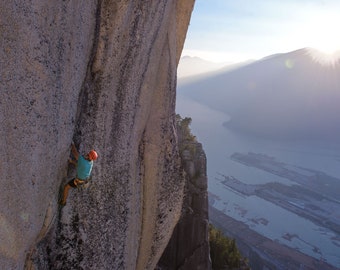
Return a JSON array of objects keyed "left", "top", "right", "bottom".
[{"left": 179, "top": 48, "right": 340, "bottom": 141}]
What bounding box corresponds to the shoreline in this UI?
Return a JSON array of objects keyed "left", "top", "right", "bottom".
[{"left": 209, "top": 205, "right": 338, "bottom": 270}]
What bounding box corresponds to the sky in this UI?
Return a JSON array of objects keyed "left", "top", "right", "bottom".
[{"left": 182, "top": 0, "right": 340, "bottom": 63}]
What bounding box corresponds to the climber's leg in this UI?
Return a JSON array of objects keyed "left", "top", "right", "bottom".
[{"left": 60, "top": 178, "right": 77, "bottom": 205}]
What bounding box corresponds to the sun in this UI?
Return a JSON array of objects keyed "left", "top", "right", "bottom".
[
  {"left": 310, "top": 26, "right": 340, "bottom": 56},
  {"left": 299, "top": 11, "right": 340, "bottom": 65},
  {"left": 310, "top": 37, "right": 340, "bottom": 60},
  {"left": 313, "top": 45, "right": 340, "bottom": 56}
]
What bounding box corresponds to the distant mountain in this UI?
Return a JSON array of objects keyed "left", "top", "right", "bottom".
[
  {"left": 177, "top": 56, "right": 227, "bottom": 78},
  {"left": 178, "top": 48, "right": 340, "bottom": 141}
]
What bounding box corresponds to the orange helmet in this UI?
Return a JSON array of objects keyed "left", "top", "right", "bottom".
[{"left": 88, "top": 150, "right": 98, "bottom": 160}]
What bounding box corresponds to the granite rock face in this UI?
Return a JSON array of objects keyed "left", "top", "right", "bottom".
[
  {"left": 0, "top": 1, "right": 194, "bottom": 269},
  {"left": 157, "top": 118, "right": 211, "bottom": 270}
]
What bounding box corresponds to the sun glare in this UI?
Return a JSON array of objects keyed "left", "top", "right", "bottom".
[
  {"left": 306, "top": 48, "right": 340, "bottom": 66},
  {"left": 301, "top": 12, "right": 340, "bottom": 65}
]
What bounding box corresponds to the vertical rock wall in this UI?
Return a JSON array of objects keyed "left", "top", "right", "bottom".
[{"left": 0, "top": 1, "right": 195, "bottom": 269}]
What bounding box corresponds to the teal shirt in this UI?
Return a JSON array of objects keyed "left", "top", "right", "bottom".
[{"left": 77, "top": 155, "right": 93, "bottom": 180}]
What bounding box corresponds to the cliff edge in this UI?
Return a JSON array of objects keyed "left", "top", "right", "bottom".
[
  {"left": 0, "top": 1, "right": 195, "bottom": 269},
  {"left": 157, "top": 116, "right": 211, "bottom": 270}
]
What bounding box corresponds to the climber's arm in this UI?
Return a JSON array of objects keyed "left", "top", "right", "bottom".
[
  {"left": 71, "top": 143, "right": 79, "bottom": 161},
  {"left": 68, "top": 158, "right": 77, "bottom": 166}
]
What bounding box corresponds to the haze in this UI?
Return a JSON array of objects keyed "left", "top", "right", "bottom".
[{"left": 183, "top": 0, "right": 340, "bottom": 63}]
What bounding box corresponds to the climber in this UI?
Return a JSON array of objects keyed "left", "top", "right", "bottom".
[{"left": 59, "top": 143, "right": 98, "bottom": 206}]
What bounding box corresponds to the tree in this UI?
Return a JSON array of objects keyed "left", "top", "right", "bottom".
[
  {"left": 176, "top": 115, "right": 196, "bottom": 142},
  {"left": 209, "top": 224, "right": 250, "bottom": 270}
]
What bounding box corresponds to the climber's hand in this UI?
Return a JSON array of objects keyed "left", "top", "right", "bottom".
[{"left": 68, "top": 158, "right": 77, "bottom": 166}]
